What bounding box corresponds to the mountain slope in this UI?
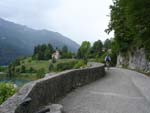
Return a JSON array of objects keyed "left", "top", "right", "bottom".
[{"left": 0, "top": 18, "right": 79, "bottom": 65}]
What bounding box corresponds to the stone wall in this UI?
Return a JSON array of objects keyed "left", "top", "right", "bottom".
[
  {"left": 0, "top": 62, "right": 105, "bottom": 113},
  {"left": 117, "top": 48, "right": 150, "bottom": 72}
]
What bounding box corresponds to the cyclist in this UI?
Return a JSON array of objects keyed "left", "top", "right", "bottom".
[{"left": 105, "top": 54, "right": 111, "bottom": 70}]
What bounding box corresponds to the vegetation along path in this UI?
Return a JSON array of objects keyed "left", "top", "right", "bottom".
[{"left": 59, "top": 68, "right": 150, "bottom": 113}]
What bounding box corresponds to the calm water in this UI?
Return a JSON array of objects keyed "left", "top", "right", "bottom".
[{"left": 0, "top": 79, "right": 30, "bottom": 87}]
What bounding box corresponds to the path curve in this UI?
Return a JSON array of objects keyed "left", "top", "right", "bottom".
[{"left": 59, "top": 68, "right": 150, "bottom": 113}]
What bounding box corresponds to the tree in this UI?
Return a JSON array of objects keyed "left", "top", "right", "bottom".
[
  {"left": 33, "top": 43, "right": 54, "bottom": 60},
  {"left": 91, "top": 40, "right": 103, "bottom": 58},
  {"left": 62, "top": 45, "right": 68, "bottom": 53},
  {"left": 107, "top": 0, "right": 150, "bottom": 53},
  {"left": 103, "top": 39, "right": 111, "bottom": 50},
  {"left": 8, "top": 65, "right": 13, "bottom": 78},
  {"left": 77, "top": 41, "right": 91, "bottom": 59},
  {"left": 61, "top": 45, "right": 73, "bottom": 59},
  {"left": 7, "top": 64, "right": 16, "bottom": 78},
  {"left": 21, "top": 65, "right": 26, "bottom": 73}
]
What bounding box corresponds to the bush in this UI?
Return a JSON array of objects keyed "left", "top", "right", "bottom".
[
  {"left": 55, "top": 60, "right": 78, "bottom": 71},
  {"left": 36, "top": 68, "right": 45, "bottom": 78},
  {"left": 74, "top": 60, "right": 86, "bottom": 69},
  {"left": 48, "top": 60, "right": 87, "bottom": 72},
  {"left": 28, "top": 59, "right": 32, "bottom": 63},
  {"left": 0, "top": 83, "right": 16, "bottom": 104},
  {"left": 0, "top": 66, "right": 6, "bottom": 72},
  {"left": 28, "top": 67, "right": 35, "bottom": 73}
]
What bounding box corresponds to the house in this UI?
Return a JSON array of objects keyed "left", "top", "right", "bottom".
[{"left": 52, "top": 50, "right": 60, "bottom": 60}]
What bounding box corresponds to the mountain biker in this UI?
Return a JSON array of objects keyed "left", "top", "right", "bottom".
[{"left": 105, "top": 55, "right": 111, "bottom": 70}]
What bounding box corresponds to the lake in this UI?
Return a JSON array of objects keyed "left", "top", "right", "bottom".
[{"left": 0, "top": 78, "right": 31, "bottom": 87}]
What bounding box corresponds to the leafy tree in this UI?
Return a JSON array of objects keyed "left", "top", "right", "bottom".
[
  {"left": 62, "top": 45, "right": 68, "bottom": 53},
  {"left": 13, "top": 58, "right": 20, "bottom": 66},
  {"left": 33, "top": 43, "right": 54, "bottom": 60},
  {"left": 7, "top": 64, "right": 15, "bottom": 78},
  {"left": 103, "top": 39, "right": 111, "bottom": 50},
  {"left": 91, "top": 40, "right": 103, "bottom": 58},
  {"left": 106, "top": 0, "right": 134, "bottom": 52},
  {"left": 107, "top": 0, "right": 150, "bottom": 53},
  {"left": 77, "top": 41, "right": 91, "bottom": 59},
  {"left": 7, "top": 65, "right": 13, "bottom": 78},
  {"left": 61, "top": 45, "right": 73, "bottom": 59},
  {"left": 29, "top": 67, "right": 34, "bottom": 73}
]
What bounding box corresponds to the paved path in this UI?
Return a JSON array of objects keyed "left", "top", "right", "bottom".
[{"left": 59, "top": 68, "right": 150, "bottom": 113}]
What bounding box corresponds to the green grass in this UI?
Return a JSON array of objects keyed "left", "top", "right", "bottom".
[
  {"left": 1, "top": 58, "right": 87, "bottom": 82},
  {"left": 18, "top": 58, "right": 78, "bottom": 73},
  {"left": 19, "top": 57, "right": 50, "bottom": 72}
]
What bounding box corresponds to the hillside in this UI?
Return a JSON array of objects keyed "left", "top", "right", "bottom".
[{"left": 0, "top": 18, "right": 79, "bottom": 65}]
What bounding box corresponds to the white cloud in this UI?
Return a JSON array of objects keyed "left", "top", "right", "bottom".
[{"left": 0, "top": 0, "right": 113, "bottom": 44}]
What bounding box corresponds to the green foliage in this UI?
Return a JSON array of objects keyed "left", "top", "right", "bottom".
[
  {"left": 49, "top": 60, "right": 86, "bottom": 72},
  {"left": 54, "top": 60, "right": 78, "bottom": 71},
  {"left": 61, "top": 52, "right": 73, "bottom": 59},
  {"left": 61, "top": 45, "right": 73, "bottom": 59},
  {"left": 103, "top": 39, "right": 111, "bottom": 50},
  {"left": 0, "top": 66, "right": 6, "bottom": 72},
  {"left": 21, "top": 65, "right": 26, "bottom": 73},
  {"left": 107, "top": 0, "right": 150, "bottom": 53},
  {"left": 0, "top": 83, "right": 16, "bottom": 104},
  {"left": 7, "top": 65, "right": 15, "bottom": 78},
  {"left": 90, "top": 40, "right": 103, "bottom": 58},
  {"left": 77, "top": 41, "right": 91, "bottom": 59},
  {"left": 36, "top": 68, "right": 45, "bottom": 78},
  {"left": 28, "top": 67, "right": 35, "bottom": 73},
  {"left": 13, "top": 59, "right": 20, "bottom": 66},
  {"left": 52, "top": 57, "right": 56, "bottom": 63},
  {"left": 74, "top": 60, "right": 86, "bottom": 69},
  {"left": 62, "top": 45, "right": 68, "bottom": 53},
  {"left": 33, "top": 43, "right": 54, "bottom": 60},
  {"left": 48, "top": 63, "right": 54, "bottom": 71}
]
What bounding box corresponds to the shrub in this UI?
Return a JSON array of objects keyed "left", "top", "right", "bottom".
[
  {"left": 48, "top": 60, "right": 87, "bottom": 72},
  {"left": 0, "top": 83, "right": 16, "bottom": 104},
  {"left": 55, "top": 60, "right": 78, "bottom": 71},
  {"left": 28, "top": 67, "right": 35, "bottom": 73},
  {"left": 36, "top": 68, "right": 45, "bottom": 78},
  {"left": 74, "top": 60, "right": 86, "bottom": 69},
  {"left": 0, "top": 66, "right": 6, "bottom": 72},
  {"left": 28, "top": 59, "right": 32, "bottom": 63}
]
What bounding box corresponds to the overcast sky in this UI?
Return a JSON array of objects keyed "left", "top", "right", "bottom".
[{"left": 0, "top": 0, "right": 113, "bottom": 44}]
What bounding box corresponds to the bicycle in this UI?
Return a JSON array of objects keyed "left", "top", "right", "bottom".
[{"left": 105, "top": 61, "right": 110, "bottom": 70}]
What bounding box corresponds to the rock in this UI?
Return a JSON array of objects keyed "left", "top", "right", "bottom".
[{"left": 117, "top": 48, "right": 150, "bottom": 72}]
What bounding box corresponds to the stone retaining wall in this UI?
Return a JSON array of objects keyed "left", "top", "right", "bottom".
[{"left": 0, "top": 62, "right": 105, "bottom": 113}]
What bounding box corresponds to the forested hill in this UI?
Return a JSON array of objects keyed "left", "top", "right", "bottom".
[{"left": 0, "top": 18, "right": 79, "bottom": 65}]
